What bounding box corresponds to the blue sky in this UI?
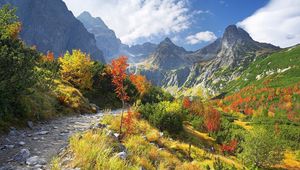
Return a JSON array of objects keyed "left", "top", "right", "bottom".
[
  {"left": 166, "top": 0, "right": 270, "bottom": 50},
  {"left": 63, "top": 0, "right": 300, "bottom": 51}
]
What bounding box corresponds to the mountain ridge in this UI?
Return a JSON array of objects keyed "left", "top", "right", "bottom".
[
  {"left": 139, "top": 25, "right": 280, "bottom": 95},
  {"left": 77, "top": 11, "right": 122, "bottom": 60}
]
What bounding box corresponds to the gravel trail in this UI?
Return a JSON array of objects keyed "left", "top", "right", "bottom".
[{"left": 0, "top": 110, "right": 120, "bottom": 170}]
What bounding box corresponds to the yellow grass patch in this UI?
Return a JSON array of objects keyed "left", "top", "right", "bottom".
[
  {"left": 233, "top": 120, "right": 252, "bottom": 130},
  {"left": 275, "top": 151, "right": 300, "bottom": 170}
]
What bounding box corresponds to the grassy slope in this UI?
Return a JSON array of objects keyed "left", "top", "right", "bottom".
[
  {"left": 0, "top": 79, "right": 94, "bottom": 133},
  {"left": 224, "top": 45, "right": 300, "bottom": 92},
  {"left": 213, "top": 45, "right": 300, "bottom": 169},
  {"left": 54, "top": 112, "right": 245, "bottom": 170}
]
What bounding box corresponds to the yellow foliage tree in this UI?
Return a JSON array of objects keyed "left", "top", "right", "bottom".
[{"left": 59, "top": 50, "right": 94, "bottom": 90}]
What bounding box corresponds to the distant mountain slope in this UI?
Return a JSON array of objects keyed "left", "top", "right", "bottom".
[
  {"left": 0, "top": 0, "right": 105, "bottom": 62},
  {"left": 139, "top": 25, "right": 280, "bottom": 95},
  {"left": 77, "top": 11, "right": 121, "bottom": 60},
  {"left": 185, "top": 38, "right": 222, "bottom": 63},
  {"left": 148, "top": 38, "right": 191, "bottom": 69},
  {"left": 120, "top": 42, "right": 157, "bottom": 63}
]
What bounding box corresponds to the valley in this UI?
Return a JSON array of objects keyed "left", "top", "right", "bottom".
[{"left": 0, "top": 0, "right": 300, "bottom": 170}]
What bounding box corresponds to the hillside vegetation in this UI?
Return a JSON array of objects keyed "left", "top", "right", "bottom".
[{"left": 0, "top": 5, "right": 146, "bottom": 132}]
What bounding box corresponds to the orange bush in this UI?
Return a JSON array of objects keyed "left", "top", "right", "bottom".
[{"left": 182, "top": 97, "right": 191, "bottom": 109}]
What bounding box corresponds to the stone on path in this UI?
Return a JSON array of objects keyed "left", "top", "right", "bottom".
[
  {"left": 26, "top": 156, "right": 46, "bottom": 166},
  {"left": 27, "top": 121, "right": 34, "bottom": 129},
  {"left": 34, "top": 131, "right": 49, "bottom": 135},
  {"left": 18, "top": 141, "right": 25, "bottom": 146},
  {"left": 13, "top": 148, "right": 30, "bottom": 163}
]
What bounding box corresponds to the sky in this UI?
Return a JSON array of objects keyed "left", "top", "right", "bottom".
[{"left": 62, "top": 0, "right": 300, "bottom": 51}]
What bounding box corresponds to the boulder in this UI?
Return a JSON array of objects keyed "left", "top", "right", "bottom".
[{"left": 90, "top": 103, "right": 99, "bottom": 113}]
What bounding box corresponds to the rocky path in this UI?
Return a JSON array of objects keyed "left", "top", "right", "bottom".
[{"left": 0, "top": 110, "right": 120, "bottom": 170}]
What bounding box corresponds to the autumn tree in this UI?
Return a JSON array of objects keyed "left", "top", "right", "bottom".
[
  {"left": 0, "top": 5, "right": 21, "bottom": 39},
  {"left": 123, "top": 108, "right": 133, "bottom": 135},
  {"left": 221, "top": 139, "right": 238, "bottom": 155},
  {"left": 204, "top": 107, "right": 220, "bottom": 132},
  {"left": 110, "top": 56, "right": 130, "bottom": 135},
  {"left": 59, "top": 50, "right": 94, "bottom": 90},
  {"left": 182, "top": 97, "right": 191, "bottom": 109},
  {"left": 129, "top": 74, "right": 149, "bottom": 95},
  {"left": 37, "top": 51, "right": 59, "bottom": 90},
  {"left": 189, "top": 99, "right": 205, "bottom": 115}
]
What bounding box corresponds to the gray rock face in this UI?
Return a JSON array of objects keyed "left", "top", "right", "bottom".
[
  {"left": 0, "top": 0, "right": 105, "bottom": 62},
  {"left": 77, "top": 11, "right": 121, "bottom": 60}
]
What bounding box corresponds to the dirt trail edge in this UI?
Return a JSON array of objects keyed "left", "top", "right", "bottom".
[{"left": 0, "top": 110, "right": 120, "bottom": 170}]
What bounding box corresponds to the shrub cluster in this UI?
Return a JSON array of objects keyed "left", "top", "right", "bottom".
[{"left": 139, "top": 101, "right": 185, "bottom": 134}]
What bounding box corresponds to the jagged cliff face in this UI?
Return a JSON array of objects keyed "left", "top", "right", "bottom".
[
  {"left": 140, "top": 25, "right": 280, "bottom": 95},
  {"left": 77, "top": 12, "right": 121, "bottom": 60},
  {"left": 0, "top": 0, "right": 105, "bottom": 62}
]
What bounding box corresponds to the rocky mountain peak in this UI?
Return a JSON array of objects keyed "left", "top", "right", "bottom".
[
  {"left": 159, "top": 37, "right": 176, "bottom": 47},
  {"left": 149, "top": 38, "right": 189, "bottom": 69},
  {"left": 162, "top": 37, "right": 172, "bottom": 43},
  {"left": 222, "top": 25, "right": 253, "bottom": 47},
  {"left": 77, "top": 11, "right": 108, "bottom": 30}
]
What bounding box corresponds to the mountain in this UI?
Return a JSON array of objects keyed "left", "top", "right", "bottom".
[
  {"left": 0, "top": 0, "right": 105, "bottom": 62},
  {"left": 148, "top": 38, "right": 191, "bottom": 69},
  {"left": 185, "top": 38, "right": 222, "bottom": 63},
  {"left": 77, "top": 11, "right": 121, "bottom": 60},
  {"left": 140, "top": 25, "right": 280, "bottom": 95},
  {"left": 120, "top": 42, "right": 157, "bottom": 63}
]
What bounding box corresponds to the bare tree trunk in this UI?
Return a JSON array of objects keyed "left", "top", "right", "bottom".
[
  {"left": 119, "top": 100, "right": 125, "bottom": 138},
  {"left": 188, "top": 143, "right": 192, "bottom": 159}
]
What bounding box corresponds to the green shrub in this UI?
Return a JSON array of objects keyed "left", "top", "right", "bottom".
[
  {"left": 238, "top": 127, "right": 284, "bottom": 168},
  {"left": 190, "top": 116, "right": 205, "bottom": 131},
  {"left": 149, "top": 109, "right": 183, "bottom": 133},
  {"left": 139, "top": 101, "right": 183, "bottom": 133},
  {"left": 141, "top": 86, "right": 174, "bottom": 104},
  {"left": 0, "top": 5, "right": 40, "bottom": 117},
  {"left": 277, "top": 124, "right": 300, "bottom": 149}
]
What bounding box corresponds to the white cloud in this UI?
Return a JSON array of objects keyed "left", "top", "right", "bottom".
[
  {"left": 186, "top": 31, "right": 217, "bottom": 45},
  {"left": 63, "top": 0, "right": 191, "bottom": 45},
  {"left": 238, "top": 0, "right": 300, "bottom": 48}
]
